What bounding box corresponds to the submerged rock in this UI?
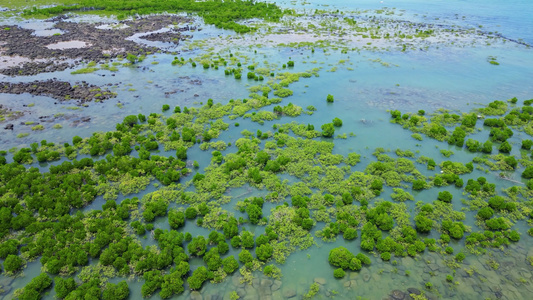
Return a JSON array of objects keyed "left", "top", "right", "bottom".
[
  {"left": 236, "top": 287, "right": 246, "bottom": 298},
  {"left": 261, "top": 279, "right": 273, "bottom": 287},
  {"left": 282, "top": 289, "right": 297, "bottom": 298},
  {"left": 456, "top": 268, "right": 469, "bottom": 278},
  {"left": 406, "top": 287, "right": 421, "bottom": 295},
  {"left": 526, "top": 247, "right": 533, "bottom": 258},
  {"left": 271, "top": 280, "right": 282, "bottom": 291},
  {"left": 349, "top": 280, "right": 357, "bottom": 288},
  {"left": 231, "top": 274, "right": 243, "bottom": 288},
  {"left": 518, "top": 268, "right": 531, "bottom": 279},
  {"left": 401, "top": 257, "right": 415, "bottom": 268},
  {"left": 244, "top": 284, "right": 258, "bottom": 299},
  {"left": 427, "top": 263, "right": 439, "bottom": 272},
  {"left": 390, "top": 289, "right": 405, "bottom": 300},
  {"left": 425, "top": 291, "right": 438, "bottom": 300},
  {"left": 360, "top": 268, "right": 371, "bottom": 282},
  {"left": 271, "top": 290, "right": 282, "bottom": 299},
  {"left": 252, "top": 278, "right": 260, "bottom": 288},
  {"left": 190, "top": 291, "right": 203, "bottom": 300}
]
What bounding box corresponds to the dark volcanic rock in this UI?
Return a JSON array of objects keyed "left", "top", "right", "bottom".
[
  {"left": 141, "top": 30, "right": 192, "bottom": 44},
  {"left": 390, "top": 290, "right": 406, "bottom": 300},
  {"left": 0, "top": 80, "right": 116, "bottom": 103},
  {"left": 406, "top": 288, "right": 421, "bottom": 295},
  {"left": 0, "top": 15, "right": 193, "bottom": 76}
]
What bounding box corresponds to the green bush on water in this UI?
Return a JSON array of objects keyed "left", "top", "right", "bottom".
[
  {"left": 333, "top": 268, "right": 345, "bottom": 278},
  {"left": 321, "top": 123, "right": 335, "bottom": 137},
  {"left": 332, "top": 117, "right": 343, "bottom": 127}
]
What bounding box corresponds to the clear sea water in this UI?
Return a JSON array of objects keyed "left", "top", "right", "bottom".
[{"left": 1, "top": 0, "right": 533, "bottom": 299}]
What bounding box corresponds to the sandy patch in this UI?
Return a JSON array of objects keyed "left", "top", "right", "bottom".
[
  {"left": 0, "top": 55, "right": 48, "bottom": 69},
  {"left": 102, "top": 48, "right": 126, "bottom": 55},
  {"left": 46, "top": 40, "right": 91, "bottom": 50},
  {"left": 33, "top": 29, "right": 64, "bottom": 37}
]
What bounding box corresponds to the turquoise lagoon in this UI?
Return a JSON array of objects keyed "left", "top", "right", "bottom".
[{"left": 0, "top": 0, "right": 533, "bottom": 299}]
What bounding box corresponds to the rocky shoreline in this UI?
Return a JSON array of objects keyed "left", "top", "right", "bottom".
[
  {"left": 0, "top": 14, "right": 196, "bottom": 127},
  {"left": 0, "top": 80, "right": 117, "bottom": 103},
  {"left": 0, "top": 14, "right": 193, "bottom": 76}
]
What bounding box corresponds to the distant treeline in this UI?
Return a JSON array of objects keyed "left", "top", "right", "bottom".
[{"left": 23, "top": 0, "right": 287, "bottom": 33}]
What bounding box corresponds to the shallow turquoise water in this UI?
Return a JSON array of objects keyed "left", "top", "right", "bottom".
[
  {"left": 1, "top": 0, "right": 533, "bottom": 299},
  {"left": 279, "top": 0, "right": 533, "bottom": 44}
]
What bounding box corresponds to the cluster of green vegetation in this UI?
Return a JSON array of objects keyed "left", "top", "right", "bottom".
[
  {"left": 1, "top": 90, "right": 533, "bottom": 300},
  {"left": 0, "top": 104, "right": 363, "bottom": 295},
  {"left": 487, "top": 56, "right": 500, "bottom": 65},
  {"left": 388, "top": 98, "right": 533, "bottom": 254},
  {"left": 390, "top": 99, "right": 533, "bottom": 172},
  {"left": 0, "top": 0, "right": 530, "bottom": 297},
  {"left": 22, "top": 0, "right": 288, "bottom": 33},
  {"left": 328, "top": 247, "right": 371, "bottom": 276},
  {"left": 0, "top": 22, "right": 532, "bottom": 297},
  {"left": 0, "top": 61, "right": 343, "bottom": 295}
]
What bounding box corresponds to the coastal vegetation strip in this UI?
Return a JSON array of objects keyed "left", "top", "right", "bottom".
[{"left": 20, "top": 0, "right": 289, "bottom": 33}]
